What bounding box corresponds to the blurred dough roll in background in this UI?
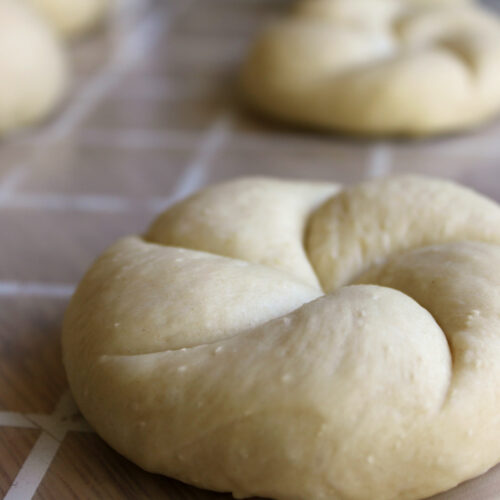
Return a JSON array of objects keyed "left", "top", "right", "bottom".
[
  {"left": 241, "top": 0, "right": 500, "bottom": 136},
  {"left": 0, "top": 0, "right": 110, "bottom": 136},
  {"left": 0, "top": 0, "right": 67, "bottom": 135}
]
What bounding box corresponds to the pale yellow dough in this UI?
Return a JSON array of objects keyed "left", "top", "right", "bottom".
[
  {"left": 26, "top": 0, "right": 110, "bottom": 37},
  {"left": 0, "top": 0, "right": 68, "bottom": 134},
  {"left": 63, "top": 176, "right": 500, "bottom": 500},
  {"left": 241, "top": 0, "right": 500, "bottom": 136}
]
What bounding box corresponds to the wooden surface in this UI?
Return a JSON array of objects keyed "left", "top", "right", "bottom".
[{"left": 1, "top": 0, "right": 500, "bottom": 498}]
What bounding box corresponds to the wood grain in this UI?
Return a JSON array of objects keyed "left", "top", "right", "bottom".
[
  {"left": 0, "top": 298, "right": 67, "bottom": 413},
  {"left": 34, "top": 433, "right": 233, "bottom": 500},
  {"left": 0, "top": 428, "right": 40, "bottom": 497}
]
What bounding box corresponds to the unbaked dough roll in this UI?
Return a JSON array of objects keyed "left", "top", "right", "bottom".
[
  {"left": 0, "top": 0, "right": 68, "bottom": 135},
  {"left": 241, "top": 0, "right": 500, "bottom": 136},
  {"left": 63, "top": 176, "right": 500, "bottom": 500}
]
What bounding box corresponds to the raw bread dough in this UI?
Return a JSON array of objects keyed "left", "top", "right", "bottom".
[
  {"left": 240, "top": 0, "right": 500, "bottom": 136},
  {"left": 26, "top": 0, "right": 110, "bottom": 37},
  {"left": 63, "top": 176, "right": 500, "bottom": 500},
  {"left": 0, "top": 0, "right": 68, "bottom": 134}
]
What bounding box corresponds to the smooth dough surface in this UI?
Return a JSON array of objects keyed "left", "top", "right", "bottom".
[
  {"left": 240, "top": 0, "right": 500, "bottom": 136},
  {"left": 26, "top": 0, "right": 110, "bottom": 37},
  {"left": 0, "top": 0, "right": 68, "bottom": 134},
  {"left": 63, "top": 176, "right": 500, "bottom": 500}
]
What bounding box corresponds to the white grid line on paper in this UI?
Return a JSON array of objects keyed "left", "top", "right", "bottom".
[
  {"left": 0, "top": 393, "right": 93, "bottom": 435},
  {"left": 48, "top": 0, "right": 197, "bottom": 143},
  {"left": 106, "top": 77, "right": 219, "bottom": 101},
  {"left": 80, "top": 127, "right": 202, "bottom": 150},
  {"left": 0, "top": 165, "right": 31, "bottom": 205},
  {"left": 0, "top": 193, "right": 164, "bottom": 214},
  {"left": 153, "top": 112, "right": 234, "bottom": 211},
  {"left": 0, "top": 281, "right": 75, "bottom": 298},
  {"left": 78, "top": 127, "right": 395, "bottom": 158},
  {"left": 26, "top": 392, "right": 94, "bottom": 441},
  {"left": 0, "top": 0, "right": 173, "bottom": 207},
  {"left": 3, "top": 432, "right": 60, "bottom": 500},
  {"left": 37, "top": 3, "right": 169, "bottom": 145},
  {"left": 3, "top": 391, "right": 93, "bottom": 500},
  {"left": 220, "top": 132, "right": 371, "bottom": 155},
  {"left": 0, "top": 412, "right": 38, "bottom": 429},
  {"left": 366, "top": 143, "right": 392, "bottom": 179}
]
